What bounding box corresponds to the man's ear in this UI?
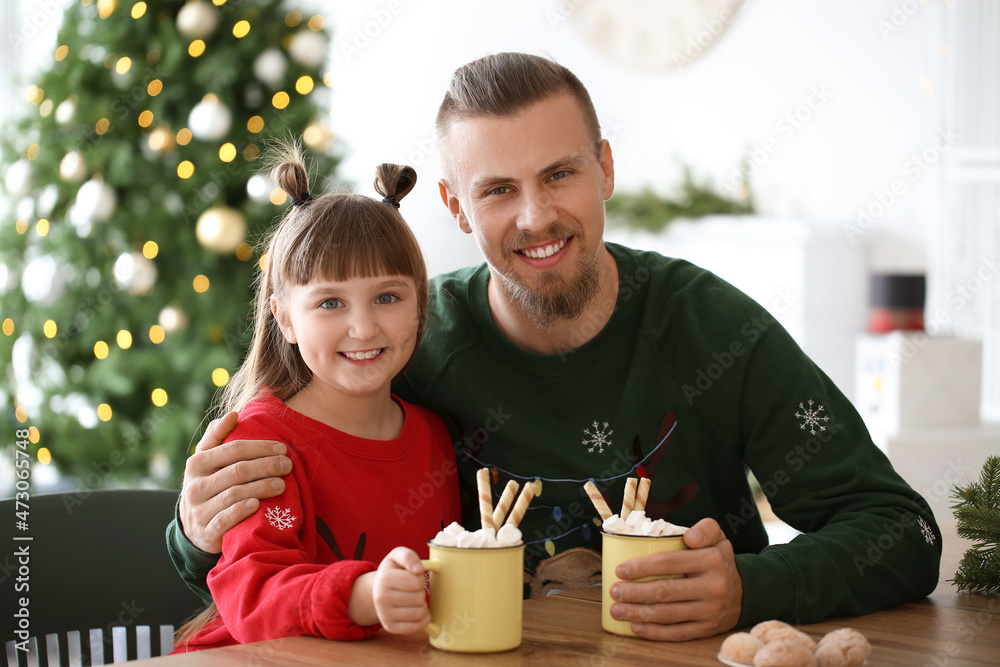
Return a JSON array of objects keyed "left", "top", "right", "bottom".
[
  {"left": 598, "top": 139, "right": 615, "bottom": 202},
  {"left": 438, "top": 179, "right": 472, "bottom": 235},
  {"left": 270, "top": 295, "right": 297, "bottom": 344}
]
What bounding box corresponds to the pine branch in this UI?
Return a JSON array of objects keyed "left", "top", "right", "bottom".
[{"left": 950, "top": 456, "right": 1000, "bottom": 596}]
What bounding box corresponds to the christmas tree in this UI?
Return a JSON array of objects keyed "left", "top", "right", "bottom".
[
  {"left": 1, "top": 0, "right": 339, "bottom": 488},
  {"left": 951, "top": 455, "right": 1000, "bottom": 597}
]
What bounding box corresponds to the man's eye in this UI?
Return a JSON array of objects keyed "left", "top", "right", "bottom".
[
  {"left": 376, "top": 293, "right": 399, "bottom": 305},
  {"left": 550, "top": 170, "right": 570, "bottom": 181},
  {"left": 487, "top": 186, "right": 510, "bottom": 196}
]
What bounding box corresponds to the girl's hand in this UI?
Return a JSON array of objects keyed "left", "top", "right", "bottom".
[{"left": 372, "top": 547, "right": 431, "bottom": 634}]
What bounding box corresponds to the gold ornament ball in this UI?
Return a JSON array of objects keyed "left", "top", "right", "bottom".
[{"left": 196, "top": 206, "right": 246, "bottom": 254}]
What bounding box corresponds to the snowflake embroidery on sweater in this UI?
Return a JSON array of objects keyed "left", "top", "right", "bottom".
[
  {"left": 583, "top": 421, "right": 614, "bottom": 454},
  {"left": 918, "top": 516, "right": 935, "bottom": 544},
  {"left": 795, "top": 399, "right": 830, "bottom": 435},
  {"left": 265, "top": 506, "right": 297, "bottom": 530}
]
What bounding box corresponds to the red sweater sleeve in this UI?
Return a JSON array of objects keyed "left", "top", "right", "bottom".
[{"left": 207, "top": 461, "right": 379, "bottom": 642}]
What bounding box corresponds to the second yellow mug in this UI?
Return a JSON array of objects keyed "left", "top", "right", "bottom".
[
  {"left": 601, "top": 531, "right": 688, "bottom": 636},
  {"left": 421, "top": 542, "right": 524, "bottom": 652}
]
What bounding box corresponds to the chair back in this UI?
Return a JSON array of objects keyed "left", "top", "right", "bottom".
[{"left": 1, "top": 489, "right": 205, "bottom": 665}]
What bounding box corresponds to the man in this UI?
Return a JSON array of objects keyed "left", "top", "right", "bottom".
[{"left": 168, "top": 53, "right": 940, "bottom": 641}]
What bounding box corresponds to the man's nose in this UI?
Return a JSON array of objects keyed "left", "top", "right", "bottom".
[{"left": 517, "top": 187, "right": 558, "bottom": 233}]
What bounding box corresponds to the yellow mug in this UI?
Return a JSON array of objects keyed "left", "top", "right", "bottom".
[
  {"left": 420, "top": 542, "right": 524, "bottom": 652},
  {"left": 601, "top": 531, "right": 688, "bottom": 636}
]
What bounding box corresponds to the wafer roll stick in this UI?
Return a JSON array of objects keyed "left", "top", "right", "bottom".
[
  {"left": 492, "top": 480, "right": 520, "bottom": 528},
  {"left": 476, "top": 468, "right": 496, "bottom": 531},
  {"left": 634, "top": 477, "right": 651, "bottom": 513},
  {"left": 621, "top": 477, "right": 638, "bottom": 521},
  {"left": 504, "top": 481, "right": 537, "bottom": 527},
  {"left": 584, "top": 480, "right": 613, "bottom": 521}
]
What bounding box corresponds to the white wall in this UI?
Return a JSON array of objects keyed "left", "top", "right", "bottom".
[
  {"left": 7, "top": 1, "right": 946, "bottom": 278},
  {"left": 326, "top": 0, "right": 944, "bottom": 277}
]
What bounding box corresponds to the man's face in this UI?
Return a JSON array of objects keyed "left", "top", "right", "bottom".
[{"left": 439, "top": 93, "right": 615, "bottom": 327}]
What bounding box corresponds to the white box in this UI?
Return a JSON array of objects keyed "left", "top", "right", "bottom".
[
  {"left": 878, "top": 424, "right": 1000, "bottom": 522},
  {"left": 855, "top": 333, "right": 983, "bottom": 436}
]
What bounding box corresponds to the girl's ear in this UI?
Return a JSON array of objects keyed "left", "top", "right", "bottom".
[{"left": 270, "top": 295, "right": 297, "bottom": 344}]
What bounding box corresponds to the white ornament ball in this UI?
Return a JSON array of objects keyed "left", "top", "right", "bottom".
[
  {"left": 37, "top": 185, "right": 60, "bottom": 217},
  {"left": 196, "top": 206, "right": 247, "bottom": 254},
  {"left": 4, "top": 159, "right": 33, "bottom": 198},
  {"left": 288, "top": 31, "right": 326, "bottom": 68},
  {"left": 246, "top": 175, "right": 273, "bottom": 204},
  {"left": 188, "top": 95, "right": 232, "bottom": 141},
  {"left": 22, "top": 255, "right": 65, "bottom": 305},
  {"left": 159, "top": 305, "right": 189, "bottom": 333},
  {"left": 72, "top": 179, "right": 117, "bottom": 224},
  {"left": 176, "top": 0, "right": 219, "bottom": 39},
  {"left": 253, "top": 48, "right": 287, "bottom": 86},
  {"left": 60, "top": 151, "right": 87, "bottom": 183},
  {"left": 114, "top": 252, "right": 158, "bottom": 296},
  {"left": 55, "top": 98, "right": 76, "bottom": 124}
]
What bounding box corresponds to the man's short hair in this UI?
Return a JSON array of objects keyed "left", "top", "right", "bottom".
[{"left": 436, "top": 53, "right": 602, "bottom": 185}]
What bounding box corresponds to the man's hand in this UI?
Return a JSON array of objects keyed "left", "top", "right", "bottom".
[
  {"left": 179, "top": 411, "right": 292, "bottom": 553},
  {"left": 609, "top": 517, "right": 743, "bottom": 641}
]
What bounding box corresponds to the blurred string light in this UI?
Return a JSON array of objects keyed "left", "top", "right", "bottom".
[
  {"left": 151, "top": 388, "right": 168, "bottom": 406},
  {"left": 212, "top": 368, "right": 230, "bottom": 386},
  {"left": 37, "top": 448, "right": 52, "bottom": 465},
  {"left": 94, "top": 341, "right": 109, "bottom": 359}
]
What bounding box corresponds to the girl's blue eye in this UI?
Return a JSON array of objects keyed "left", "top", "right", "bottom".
[
  {"left": 376, "top": 293, "right": 399, "bottom": 305},
  {"left": 320, "top": 298, "right": 343, "bottom": 309}
]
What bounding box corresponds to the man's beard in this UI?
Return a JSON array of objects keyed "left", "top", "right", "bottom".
[{"left": 493, "top": 225, "right": 603, "bottom": 329}]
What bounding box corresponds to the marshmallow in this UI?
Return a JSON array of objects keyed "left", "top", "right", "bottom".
[
  {"left": 433, "top": 530, "right": 458, "bottom": 547},
  {"left": 624, "top": 510, "right": 646, "bottom": 527},
  {"left": 602, "top": 514, "right": 628, "bottom": 534},
  {"left": 602, "top": 512, "right": 688, "bottom": 537},
  {"left": 432, "top": 523, "right": 522, "bottom": 549},
  {"left": 497, "top": 524, "right": 522, "bottom": 547},
  {"left": 443, "top": 521, "right": 465, "bottom": 536}
]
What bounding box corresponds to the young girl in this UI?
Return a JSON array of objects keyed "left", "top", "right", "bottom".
[{"left": 174, "top": 141, "right": 460, "bottom": 650}]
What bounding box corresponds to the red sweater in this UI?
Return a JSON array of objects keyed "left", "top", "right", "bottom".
[{"left": 179, "top": 392, "right": 460, "bottom": 650}]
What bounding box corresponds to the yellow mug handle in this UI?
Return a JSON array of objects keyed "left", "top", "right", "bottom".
[{"left": 420, "top": 559, "right": 441, "bottom": 638}]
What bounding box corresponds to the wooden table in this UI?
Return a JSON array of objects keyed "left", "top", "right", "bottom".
[{"left": 138, "top": 524, "right": 1000, "bottom": 666}]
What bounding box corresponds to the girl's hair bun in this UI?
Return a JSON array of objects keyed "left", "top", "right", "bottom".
[{"left": 374, "top": 164, "right": 416, "bottom": 208}]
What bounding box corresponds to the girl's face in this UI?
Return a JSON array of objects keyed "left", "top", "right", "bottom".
[{"left": 272, "top": 273, "right": 420, "bottom": 400}]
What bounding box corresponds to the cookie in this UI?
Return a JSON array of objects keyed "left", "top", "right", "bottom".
[
  {"left": 814, "top": 628, "right": 871, "bottom": 667},
  {"left": 720, "top": 632, "right": 765, "bottom": 665},
  {"left": 753, "top": 639, "right": 818, "bottom": 667},
  {"left": 750, "top": 620, "right": 817, "bottom": 653}
]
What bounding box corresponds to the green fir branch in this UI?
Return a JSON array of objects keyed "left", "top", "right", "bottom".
[{"left": 950, "top": 456, "right": 1000, "bottom": 597}]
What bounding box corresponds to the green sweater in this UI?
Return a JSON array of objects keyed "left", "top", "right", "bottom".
[{"left": 167, "top": 243, "right": 941, "bottom": 627}]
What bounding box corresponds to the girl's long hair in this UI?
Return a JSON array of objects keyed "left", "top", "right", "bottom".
[{"left": 175, "top": 139, "right": 425, "bottom": 648}]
